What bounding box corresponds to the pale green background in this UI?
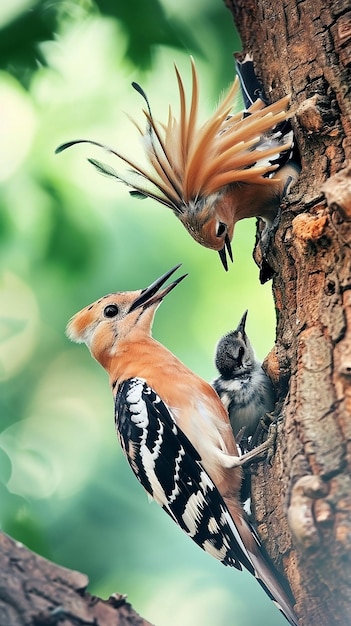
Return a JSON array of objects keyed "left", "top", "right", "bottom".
[{"left": 0, "top": 1, "right": 282, "bottom": 624}]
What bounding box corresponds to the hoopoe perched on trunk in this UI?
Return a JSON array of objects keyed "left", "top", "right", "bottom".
[
  {"left": 56, "top": 56, "right": 300, "bottom": 270},
  {"left": 67, "top": 265, "right": 299, "bottom": 626}
]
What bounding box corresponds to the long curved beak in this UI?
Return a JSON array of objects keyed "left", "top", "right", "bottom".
[
  {"left": 218, "top": 234, "right": 233, "bottom": 271},
  {"left": 129, "top": 264, "right": 187, "bottom": 311}
]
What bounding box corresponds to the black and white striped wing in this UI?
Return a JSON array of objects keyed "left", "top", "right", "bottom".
[
  {"left": 235, "top": 54, "right": 298, "bottom": 173},
  {"left": 114, "top": 377, "right": 255, "bottom": 573}
]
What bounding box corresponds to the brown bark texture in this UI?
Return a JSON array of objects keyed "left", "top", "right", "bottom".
[
  {"left": 0, "top": 532, "right": 153, "bottom": 626},
  {"left": 225, "top": 1, "right": 351, "bottom": 625}
]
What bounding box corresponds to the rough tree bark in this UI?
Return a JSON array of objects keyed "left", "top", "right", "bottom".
[
  {"left": 225, "top": 1, "right": 351, "bottom": 625},
  {"left": 0, "top": 532, "right": 153, "bottom": 626}
]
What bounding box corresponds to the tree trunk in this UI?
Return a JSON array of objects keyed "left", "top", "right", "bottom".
[
  {"left": 0, "top": 532, "right": 153, "bottom": 626},
  {"left": 225, "top": 1, "right": 351, "bottom": 624}
]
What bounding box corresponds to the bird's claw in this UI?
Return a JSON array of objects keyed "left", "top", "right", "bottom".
[{"left": 235, "top": 419, "right": 278, "bottom": 468}]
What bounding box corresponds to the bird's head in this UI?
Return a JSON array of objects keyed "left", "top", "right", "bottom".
[
  {"left": 180, "top": 190, "right": 235, "bottom": 270},
  {"left": 67, "top": 264, "right": 187, "bottom": 368},
  {"left": 215, "top": 310, "right": 255, "bottom": 378}
]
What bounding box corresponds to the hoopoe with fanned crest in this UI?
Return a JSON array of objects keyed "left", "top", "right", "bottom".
[
  {"left": 56, "top": 57, "right": 300, "bottom": 270},
  {"left": 67, "top": 265, "right": 299, "bottom": 625}
]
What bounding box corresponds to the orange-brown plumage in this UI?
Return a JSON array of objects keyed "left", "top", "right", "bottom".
[
  {"left": 67, "top": 266, "right": 299, "bottom": 625},
  {"left": 56, "top": 58, "right": 299, "bottom": 269},
  {"left": 67, "top": 280, "right": 241, "bottom": 498}
]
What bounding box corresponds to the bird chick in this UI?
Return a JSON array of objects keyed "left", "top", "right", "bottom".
[{"left": 212, "top": 310, "right": 275, "bottom": 447}]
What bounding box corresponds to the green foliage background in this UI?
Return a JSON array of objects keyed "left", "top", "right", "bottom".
[{"left": 0, "top": 1, "right": 282, "bottom": 624}]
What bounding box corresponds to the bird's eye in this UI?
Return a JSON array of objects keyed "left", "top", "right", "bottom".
[
  {"left": 103, "top": 304, "right": 119, "bottom": 318},
  {"left": 238, "top": 346, "right": 245, "bottom": 366},
  {"left": 216, "top": 221, "right": 227, "bottom": 237}
]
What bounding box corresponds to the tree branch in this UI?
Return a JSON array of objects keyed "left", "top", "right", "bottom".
[{"left": 0, "top": 532, "right": 153, "bottom": 626}]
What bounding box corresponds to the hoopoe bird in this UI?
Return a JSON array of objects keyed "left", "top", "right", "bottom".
[
  {"left": 67, "top": 265, "right": 298, "bottom": 625},
  {"left": 212, "top": 310, "right": 275, "bottom": 448},
  {"left": 56, "top": 57, "right": 300, "bottom": 270}
]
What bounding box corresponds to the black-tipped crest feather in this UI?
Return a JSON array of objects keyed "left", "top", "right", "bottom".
[
  {"left": 87, "top": 158, "right": 120, "bottom": 179},
  {"left": 56, "top": 60, "right": 292, "bottom": 209},
  {"left": 56, "top": 58, "right": 297, "bottom": 268}
]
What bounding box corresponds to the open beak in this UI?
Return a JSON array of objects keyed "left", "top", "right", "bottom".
[
  {"left": 218, "top": 234, "right": 233, "bottom": 271},
  {"left": 129, "top": 264, "right": 187, "bottom": 312}
]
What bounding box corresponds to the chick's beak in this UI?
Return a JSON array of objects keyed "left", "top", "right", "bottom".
[
  {"left": 129, "top": 264, "right": 187, "bottom": 312},
  {"left": 237, "top": 310, "right": 248, "bottom": 333}
]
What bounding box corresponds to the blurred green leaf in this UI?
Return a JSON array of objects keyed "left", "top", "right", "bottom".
[
  {"left": 0, "top": 0, "right": 57, "bottom": 87},
  {"left": 94, "top": 0, "right": 202, "bottom": 69},
  {"left": 37, "top": 179, "right": 102, "bottom": 274},
  {"left": 0, "top": 0, "right": 202, "bottom": 88},
  {"left": 0, "top": 446, "right": 12, "bottom": 483},
  {"left": 0, "top": 318, "right": 26, "bottom": 342},
  {"left": 0, "top": 481, "right": 51, "bottom": 557},
  {"left": 0, "top": 478, "right": 45, "bottom": 555}
]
